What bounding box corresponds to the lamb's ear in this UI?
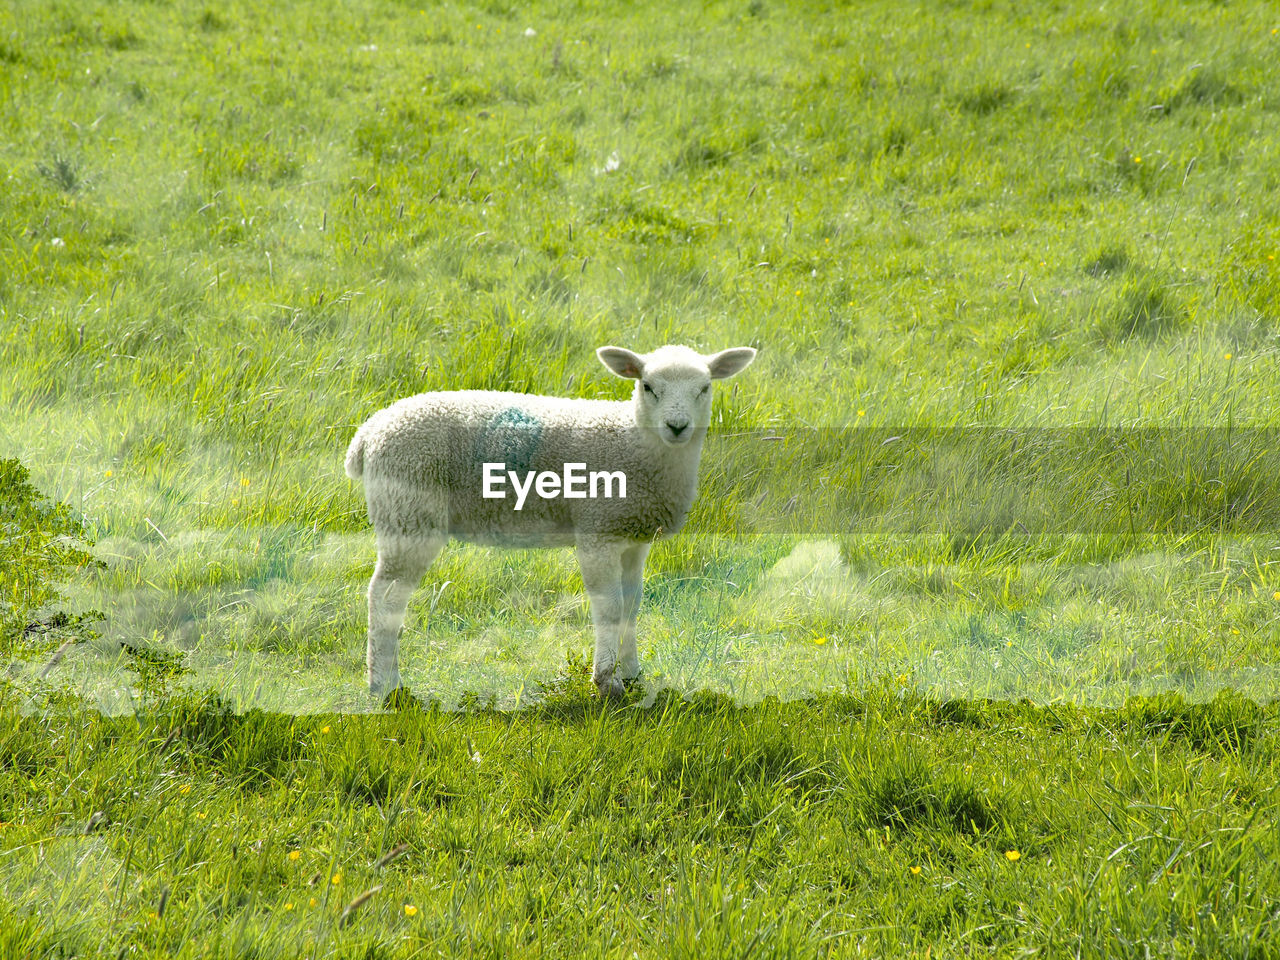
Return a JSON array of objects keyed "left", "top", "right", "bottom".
[
  {"left": 597, "top": 346, "right": 645, "bottom": 379},
  {"left": 706, "top": 347, "right": 757, "bottom": 380}
]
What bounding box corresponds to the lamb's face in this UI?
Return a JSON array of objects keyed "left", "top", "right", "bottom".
[
  {"left": 596, "top": 344, "right": 758, "bottom": 448},
  {"left": 637, "top": 353, "right": 713, "bottom": 446}
]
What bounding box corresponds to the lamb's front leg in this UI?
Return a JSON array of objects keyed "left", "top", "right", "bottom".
[
  {"left": 576, "top": 538, "right": 625, "bottom": 699},
  {"left": 617, "top": 543, "right": 650, "bottom": 683}
]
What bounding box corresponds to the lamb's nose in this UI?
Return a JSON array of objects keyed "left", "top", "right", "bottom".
[{"left": 666, "top": 420, "right": 689, "bottom": 436}]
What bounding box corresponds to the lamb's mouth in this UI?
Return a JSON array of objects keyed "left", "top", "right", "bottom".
[{"left": 662, "top": 430, "right": 694, "bottom": 446}]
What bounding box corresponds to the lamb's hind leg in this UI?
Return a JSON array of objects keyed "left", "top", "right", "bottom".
[
  {"left": 617, "top": 543, "right": 650, "bottom": 683},
  {"left": 366, "top": 532, "right": 444, "bottom": 697},
  {"left": 576, "top": 538, "right": 626, "bottom": 699}
]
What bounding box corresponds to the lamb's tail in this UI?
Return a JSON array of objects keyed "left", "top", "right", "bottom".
[{"left": 344, "top": 425, "right": 366, "bottom": 480}]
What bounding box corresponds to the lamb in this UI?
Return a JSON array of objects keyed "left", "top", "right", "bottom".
[{"left": 344, "top": 343, "right": 757, "bottom": 700}]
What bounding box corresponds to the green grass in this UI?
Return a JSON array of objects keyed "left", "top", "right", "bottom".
[
  {"left": 3, "top": 0, "right": 1280, "bottom": 954},
  {"left": 4, "top": 686, "right": 1280, "bottom": 958}
]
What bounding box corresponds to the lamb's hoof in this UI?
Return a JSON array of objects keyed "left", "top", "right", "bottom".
[
  {"left": 382, "top": 686, "right": 422, "bottom": 711},
  {"left": 595, "top": 677, "right": 626, "bottom": 701},
  {"left": 620, "top": 670, "right": 644, "bottom": 691}
]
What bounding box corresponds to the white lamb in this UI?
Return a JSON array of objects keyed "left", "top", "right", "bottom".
[{"left": 344, "top": 343, "right": 757, "bottom": 700}]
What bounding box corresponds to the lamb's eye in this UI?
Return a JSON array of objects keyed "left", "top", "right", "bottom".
[
  {"left": 642, "top": 382, "right": 656, "bottom": 396},
  {"left": 699, "top": 384, "right": 710, "bottom": 396}
]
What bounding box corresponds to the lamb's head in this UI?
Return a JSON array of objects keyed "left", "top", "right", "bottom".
[{"left": 597, "top": 344, "right": 757, "bottom": 447}]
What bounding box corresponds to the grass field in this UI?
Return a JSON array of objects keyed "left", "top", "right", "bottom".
[{"left": 3, "top": 0, "right": 1280, "bottom": 954}]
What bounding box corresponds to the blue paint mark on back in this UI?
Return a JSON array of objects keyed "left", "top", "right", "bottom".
[{"left": 474, "top": 407, "right": 543, "bottom": 476}]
